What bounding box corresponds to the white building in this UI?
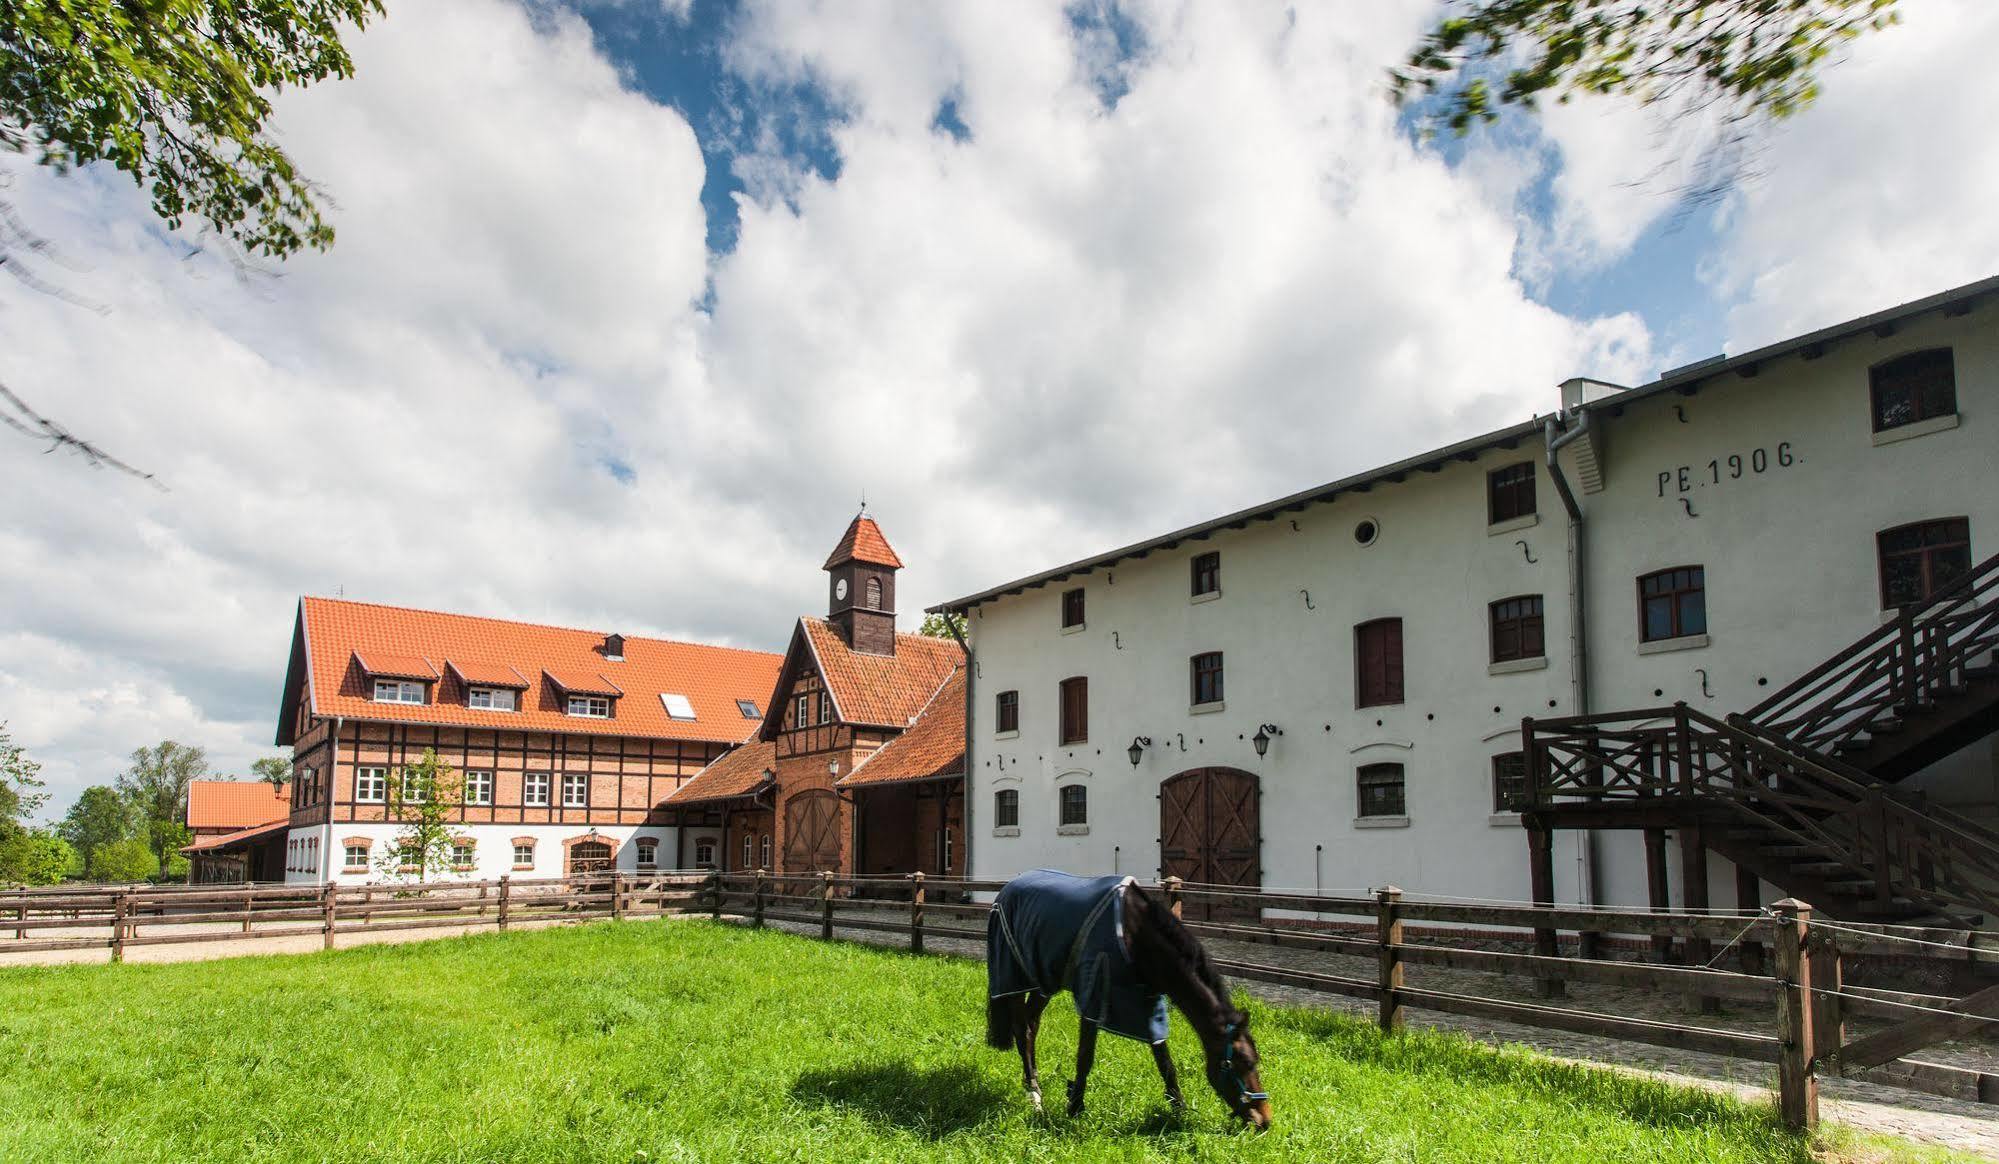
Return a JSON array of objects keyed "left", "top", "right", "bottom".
[{"left": 935, "top": 276, "right": 1999, "bottom": 923}]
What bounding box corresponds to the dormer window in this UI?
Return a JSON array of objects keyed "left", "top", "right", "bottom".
[
  {"left": 660, "top": 693, "right": 697, "bottom": 721},
  {"left": 566, "top": 694, "right": 612, "bottom": 718},
  {"left": 602, "top": 633, "right": 626, "bottom": 661},
  {"left": 372, "top": 679, "right": 426, "bottom": 704},
  {"left": 467, "top": 687, "right": 516, "bottom": 712}
]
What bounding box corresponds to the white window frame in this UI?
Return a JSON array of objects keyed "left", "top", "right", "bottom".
[
  {"left": 741, "top": 833, "right": 753, "bottom": 869},
  {"left": 399, "top": 771, "right": 427, "bottom": 803},
  {"left": 451, "top": 841, "right": 475, "bottom": 868},
  {"left": 512, "top": 842, "right": 535, "bottom": 867},
  {"left": 660, "top": 693, "right": 698, "bottom": 721},
  {"left": 523, "top": 772, "right": 551, "bottom": 807},
  {"left": 561, "top": 773, "right": 589, "bottom": 808},
  {"left": 467, "top": 687, "right": 516, "bottom": 712},
  {"left": 464, "top": 770, "right": 494, "bottom": 806},
  {"left": 795, "top": 692, "right": 812, "bottom": 727},
  {"left": 693, "top": 839, "right": 716, "bottom": 868},
  {"left": 759, "top": 834, "right": 771, "bottom": 869},
  {"left": 343, "top": 843, "right": 369, "bottom": 871},
  {"left": 636, "top": 838, "right": 659, "bottom": 870},
  {"left": 355, "top": 766, "right": 387, "bottom": 803},
  {"left": 372, "top": 679, "right": 427, "bottom": 704},
  {"left": 566, "top": 694, "right": 612, "bottom": 718}
]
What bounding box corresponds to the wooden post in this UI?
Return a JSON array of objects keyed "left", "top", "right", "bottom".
[
  {"left": 478, "top": 881, "right": 489, "bottom": 918},
  {"left": 612, "top": 872, "right": 626, "bottom": 922},
  {"left": 1771, "top": 899, "right": 1819, "bottom": 1132},
  {"left": 1810, "top": 928, "right": 1846, "bottom": 1069},
  {"left": 1526, "top": 823, "right": 1563, "bottom": 998},
  {"left": 1376, "top": 885, "right": 1404, "bottom": 1033},
  {"left": 1735, "top": 865, "right": 1765, "bottom": 975},
  {"left": 241, "top": 887, "right": 254, "bottom": 933},
  {"left": 111, "top": 891, "right": 128, "bottom": 964},
  {"left": 1165, "top": 876, "right": 1184, "bottom": 920},
  {"left": 910, "top": 871, "right": 926, "bottom": 954},
  {"left": 322, "top": 882, "right": 337, "bottom": 950},
  {"left": 1643, "top": 827, "right": 1675, "bottom": 962},
  {"left": 821, "top": 871, "right": 835, "bottom": 941},
  {"left": 712, "top": 870, "right": 725, "bottom": 922},
  {"left": 12, "top": 891, "right": 24, "bottom": 940},
  {"left": 1679, "top": 823, "right": 1720, "bottom": 1014},
  {"left": 497, "top": 875, "right": 511, "bottom": 933},
  {"left": 754, "top": 868, "right": 768, "bottom": 929}
]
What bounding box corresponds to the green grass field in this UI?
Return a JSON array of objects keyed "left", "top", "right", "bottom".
[{"left": 0, "top": 921, "right": 1963, "bottom": 1163}]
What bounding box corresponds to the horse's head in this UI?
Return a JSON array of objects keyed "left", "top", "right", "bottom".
[{"left": 1203, "top": 1012, "right": 1270, "bottom": 1130}]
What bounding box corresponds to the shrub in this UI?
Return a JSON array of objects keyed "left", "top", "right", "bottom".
[{"left": 88, "top": 838, "right": 161, "bottom": 883}]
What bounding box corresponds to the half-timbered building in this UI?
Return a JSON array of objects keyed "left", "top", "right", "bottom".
[
  {"left": 252, "top": 597, "right": 782, "bottom": 883},
  {"left": 664, "top": 516, "right": 968, "bottom": 879},
  {"left": 182, "top": 780, "right": 291, "bottom": 884}
]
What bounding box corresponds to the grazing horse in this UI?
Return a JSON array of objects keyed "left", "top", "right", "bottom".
[{"left": 986, "top": 869, "right": 1271, "bottom": 1129}]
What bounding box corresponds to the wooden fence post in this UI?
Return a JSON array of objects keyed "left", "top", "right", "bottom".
[
  {"left": 1526, "top": 824, "right": 1564, "bottom": 998},
  {"left": 11, "top": 891, "right": 23, "bottom": 940},
  {"left": 754, "top": 869, "right": 768, "bottom": 928},
  {"left": 612, "top": 872, "right": 626, "bottom": 923},
  {"left": 711, "top": 870, "right": 725, "bottom": 921},
  {"left": 821, "top": 871, "right": 835, "bottom": 941},
  {"left": 497, "top": 875, "right": 511, "bottom": 933},
  {"left": 1771, "top": 899, "right": 1819, "bottom": 1132},
  {"left": 910, "top": 871, "right": 926, "bottom": 954},
  {"left": 1809, "top": 928, "right": 1846, "bottom": 1070},
  {"left": 1165, "top": 876, "right": 1184, "bottom": 920},
  {"left": 111, "top": 891, "right": 128, "bottom": 964},
  {"left": 322, "top": 882, "right": 338, "bottom": 950},
  {"left": 1376, "top": 885, "right": 1404, "bottom": 1033}
]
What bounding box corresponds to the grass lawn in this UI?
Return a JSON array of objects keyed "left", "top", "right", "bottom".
[{"left": 0, "top": 920, "right": 1966, "bottom": 1163}]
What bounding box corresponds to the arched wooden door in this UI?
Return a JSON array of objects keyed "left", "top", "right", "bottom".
[
  {"left": 783, "top": 789, "right": 841, "bottom": 875},
  {"left": 1159, "top": 768, "right": 1260, "bottom": 921}
]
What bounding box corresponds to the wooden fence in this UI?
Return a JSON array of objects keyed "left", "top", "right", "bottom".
[{"left": 7, "top": 870, "right": 1995, "bottom": 1130}]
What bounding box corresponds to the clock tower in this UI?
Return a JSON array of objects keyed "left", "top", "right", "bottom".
[{"left": 824, "top": 513, "right": 902, "bottom": 656}]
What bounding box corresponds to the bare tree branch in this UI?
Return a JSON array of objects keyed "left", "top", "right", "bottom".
[{"left": 0, "top": 380, "right": 163, "bottom": 489}]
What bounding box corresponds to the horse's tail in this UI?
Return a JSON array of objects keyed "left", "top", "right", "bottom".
[{"left": 986, "top": 995, "right": 1014, "bottom": 1050}]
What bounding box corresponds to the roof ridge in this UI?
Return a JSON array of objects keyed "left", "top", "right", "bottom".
[{"left": 302, "top": 595, "right": 782, "bottom": 659}]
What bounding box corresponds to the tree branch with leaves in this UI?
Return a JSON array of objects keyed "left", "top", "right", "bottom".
[{"left": 376, "top": 748, "right": 464, "bottom": 883}]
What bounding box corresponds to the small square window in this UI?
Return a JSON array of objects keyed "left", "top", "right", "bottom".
[
  {"left": 995, "top": 690, "right": 1019, "bottom": 734},
  {"left": 512, "top": 842, "right": 535, "bottom": 867},
  {"left": 464, "top": 771, "right": 494, "bottom": 806},
  {"left": 636, "top": 839, "right": 658, "bottom": 870},
  {"left": 1638, "top": 567, "right": 1706, "bottom": 642},
  {"left": 523, "top": 772, "right": 551, "bottom": 807},
  {"left": 566, "top": 694, "right": 612, "bottom": 718},
  {"left": 1488, "top": 463, "right": 1536, "bottom": 525},
  {"left": 355, "top": 767, "right": 387, "bottom": 803},
  {"left": 994, "top": 788, "right": 1019, "bottom": 828},
  {"left": 467, "top": 687, "right": 516, "bottom": 711},
  {"left": 372, "top": 679, "right": 426, "bottom": 704},
  {"left": 1877, "top": 518, "right": 1971, "bottom": 608},
  {"left": 561, "top": 773, "right": 589, "bottom": 808},
  {"left": 1871, "top": 349, "right": 1956, "bottom": 433},
  {"left": 1489, "top": 596, "right": 1545, "bottom": 663},
  {"left": 1191, "top": 552, "right": 1221, "bottom": 597},
  {"left": 1190, "top": 651, "right": 1224, "bottom": 705},
  {"left": 1061, "top": 588, "right": 1085, "bottom": 629},
  {"left": 1357, "top": 763, "right": 1405, "bottom": 818},
  {"left": 451, "top": 842, "right": 475, "bottom": 868},
  {"left": 343, "top": 844, "right": 369, "bottom": 871},
  {"left": 1058, "top": 784, "right": 1088, "bottom": 826}
]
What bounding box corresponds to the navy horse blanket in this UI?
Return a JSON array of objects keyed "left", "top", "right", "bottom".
[{"left": 987, "top": 869, "right": 1170, "bottom": 1044}]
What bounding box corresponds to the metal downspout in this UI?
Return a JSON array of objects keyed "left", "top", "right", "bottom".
[
  {"left": 943, "top": 612, "right": 975, "bottom": 880},
  {"left": 1545, "top": 412, "right": 1597, "bottom": 909}
]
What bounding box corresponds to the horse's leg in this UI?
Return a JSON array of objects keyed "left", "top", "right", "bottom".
[
  {"left": 1149, "top": 1041, "right": 1185, "bottom": 1109},
  {"left": 1066, "top": 1020, "right": 1098, "bottom": 1117},
  {"left": 1016, "top": 995, "right": 1048, "bottom": 1111}
]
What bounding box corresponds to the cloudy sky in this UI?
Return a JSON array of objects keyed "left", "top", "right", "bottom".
[{"left": 3, "top": 0, "right": 1994, "bottom": 814}]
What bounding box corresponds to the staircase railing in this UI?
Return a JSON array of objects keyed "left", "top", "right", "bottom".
[
  {"left": 1524, "top": 704, "right": 1999, "bottom": 920},
  {"left": 1745, "top": 550, "right": 1999, "bottom": 757}
]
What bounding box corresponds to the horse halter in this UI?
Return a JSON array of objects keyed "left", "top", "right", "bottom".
[{"left": 1218, "top": 1020, "right": 1269, "bottom": 1105}]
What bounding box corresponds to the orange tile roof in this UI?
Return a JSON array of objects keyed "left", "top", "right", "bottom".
[
  {"left": 542, "top": 669, "right": 625, "bottom": 697},
  {"left": 445, "top": 659, "right": 530, "bottom": 688},
  {"left": 352, "top": 650, "right": 439, "bottom": 680},
  {"left": 293, "top": 597, "right": 782, "bottom": 744},
  {"left": 799, "top": 618, "right": 962, "bottom": 730},
  {"left": 186, "top": 780, "right": 290, "bottom": 831},
  {"left": 840, "top": 667, "right": 965, "bottom": 787},
  {"left": 182, "top": 816, "right": 290, "bottom": 853},
  {"left": 664, "top": 739, "right": 778, "bottom": 805},
  {"left": 823, "top": 514, "right": 904, "bottom": 570}
]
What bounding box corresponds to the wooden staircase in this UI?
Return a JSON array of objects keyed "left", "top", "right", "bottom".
[{"left": 1524, "top": 551, "right": 1999, "bottom": 926}]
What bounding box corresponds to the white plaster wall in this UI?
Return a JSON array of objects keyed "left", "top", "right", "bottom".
[
  {"left": 968, "top": 303, "right": 1997, "bottom": 912},
  {"left": 292, "top": 823, "right": 680, "bottom": 884}
]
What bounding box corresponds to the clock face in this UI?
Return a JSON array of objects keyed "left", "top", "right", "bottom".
[{"left": 835, "top": 578, "right": 849, "bottom": 601}]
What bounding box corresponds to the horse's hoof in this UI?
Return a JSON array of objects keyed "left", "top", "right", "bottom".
[{"left": 1026, "top": 1090, "right": 1042, "bottom": 1113}]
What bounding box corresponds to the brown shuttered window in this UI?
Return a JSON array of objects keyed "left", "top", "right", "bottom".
[
  {"left": 1487, "top": 462, "right": 1536, "bottom": 524},
  {"left": 1061, "top": 588, "right": 1085, "bottom": 628},
  {"left": 1489, "top": 595, "right": 1545, "bottom": 663},
  {"left": 1870, "top": 349, "right": 1956, "bottom": 432},
  {"left": 1355, "top": 618, "right": 1404, "bottom": 707},
  {"left": 1058, "top": 676, "right": 1088, "bottom": 744},
  {"left": 1190, "top": 651, "right": 1224, "bottom": 705},
  {"left": 1877, "top": 517, "right": 1971, "bottom": 608},
  {"left": 1491, "top": 752, "right": 1527, "bottom": 813},
  {"left": 1191, "top": 552, "right": 1221, "bottom": 596},
  {"left": 995, "top": 689, "right": 1019, "bottom": 734}
]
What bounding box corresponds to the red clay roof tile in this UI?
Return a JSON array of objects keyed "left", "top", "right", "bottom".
[
  {"left": 822, "top": 515, "right": 904, "bottom": 570},
  {"left": 542, "top": 669, "right": 625, "bottom": 697},
  {"left": 296, "top": 597, "right": 782, "bottom": 745},
  {"left": 800, "top": 618, "right": 962, "bottom": 729},
  {"left": 185, "top": 780, "right": 290, "bottom": 831},
  {"left": 182, "top": 816, "right": 291, "bottom": 852},
  {"left": 663, "top": 739, "right": 778, "bottom": 805},
  {"left": 351, "top": 651, "right": 439, "bottom": 680},
  {"left": 444, "top": 659, "right": 530, "bottom": 688},
  {"left": 839, "top": 667, "right": 965, "bottom": 787}
]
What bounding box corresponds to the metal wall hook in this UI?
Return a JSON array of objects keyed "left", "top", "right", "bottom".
[
  {"left": 1300, "top": 589, "right": 1315, "bottom": 610},
  {"left": 1695, "top": 668, "right": 1713, "bottom": 698},
  {"left": 1175, "top": 733, "right": 1186, "bottom": 751},
  {"left": 1113, "top": 630, "right": 1123, "bottom": 650},
  {"left": 1672, "top": 404, "right": 1689, "bottom": 423},
  {"left": 1681, "top": 497, "right": 1699, "bottom": 518},
  {"left": 1516, "top": 539, "right": 1537, "bottom": 564},
  {"left": 1290, "top": 520, "right": 1301, "bottom": 532}
]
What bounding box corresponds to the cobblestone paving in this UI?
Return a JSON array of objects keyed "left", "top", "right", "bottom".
[{"left": 764, "top": 911, "right": 1999, "bottom": 1157}]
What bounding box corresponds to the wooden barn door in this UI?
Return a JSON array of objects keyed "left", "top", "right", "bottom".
[
  {"left": 783, "top": 790, "right": 841, "bottom": 876},
  {"left": 1158, "top": 768, "right": 1260, "bottom": 922}
]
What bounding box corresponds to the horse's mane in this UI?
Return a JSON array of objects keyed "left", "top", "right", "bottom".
[{"left": 1126, "top": 883, "right": 1242, "bottom": 1024}]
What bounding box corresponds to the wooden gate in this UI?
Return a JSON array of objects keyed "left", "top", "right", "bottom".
[
  {"left": 1159, "top": 768, "right": 1260, "bottom": 921},
  {"left": 783, "top": 789, "right": 841, "bottom": 875}
]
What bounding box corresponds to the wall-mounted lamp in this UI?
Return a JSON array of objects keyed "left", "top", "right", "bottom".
[
  {"left": 827, "top": 759, "right": 840, "bottom": 776},
  {"left": 1251, "top": 723, "right": 1284, "bottom": 758},
  {"left": 1127, "top": 736, "right": 1152, "bottom": 768}
]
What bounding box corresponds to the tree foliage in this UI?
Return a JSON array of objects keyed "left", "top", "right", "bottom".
[
  {"left": 1392, "top": 0, "right": 1901, "bottom": 134},
  {"left": 377, "top": 748, "right": 463, "bottom": 883},
  {"left": 917, "top": 611, "right": 966, "bottom": 640},
  {"left": 0, "top": 828, "right": 76, "bottom": 885},
  {"left": 251, "top": 755, "right": 293, "bottom": 791},
  {"left": 0, "top": 722, "right": 47, "bottom": 828},
  {"left": 58, "top": 784, "right": 136, "bottom": 869},
  {"left": 1, "top": 0, "right": 385, "bottom": 258},
  {"left": 86, "top": 836, "right": 160, "bottom": 883},
  {"left": 115, "top": 740, "right": 207, "bottom": 868}
]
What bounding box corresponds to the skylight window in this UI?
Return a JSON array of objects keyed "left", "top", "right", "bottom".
[
  {"left": 660, "top": 693, "right": 698, "bottom": 721},
  {"left": 736, "top": 699, "right": 760, "bottom": 719}
]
